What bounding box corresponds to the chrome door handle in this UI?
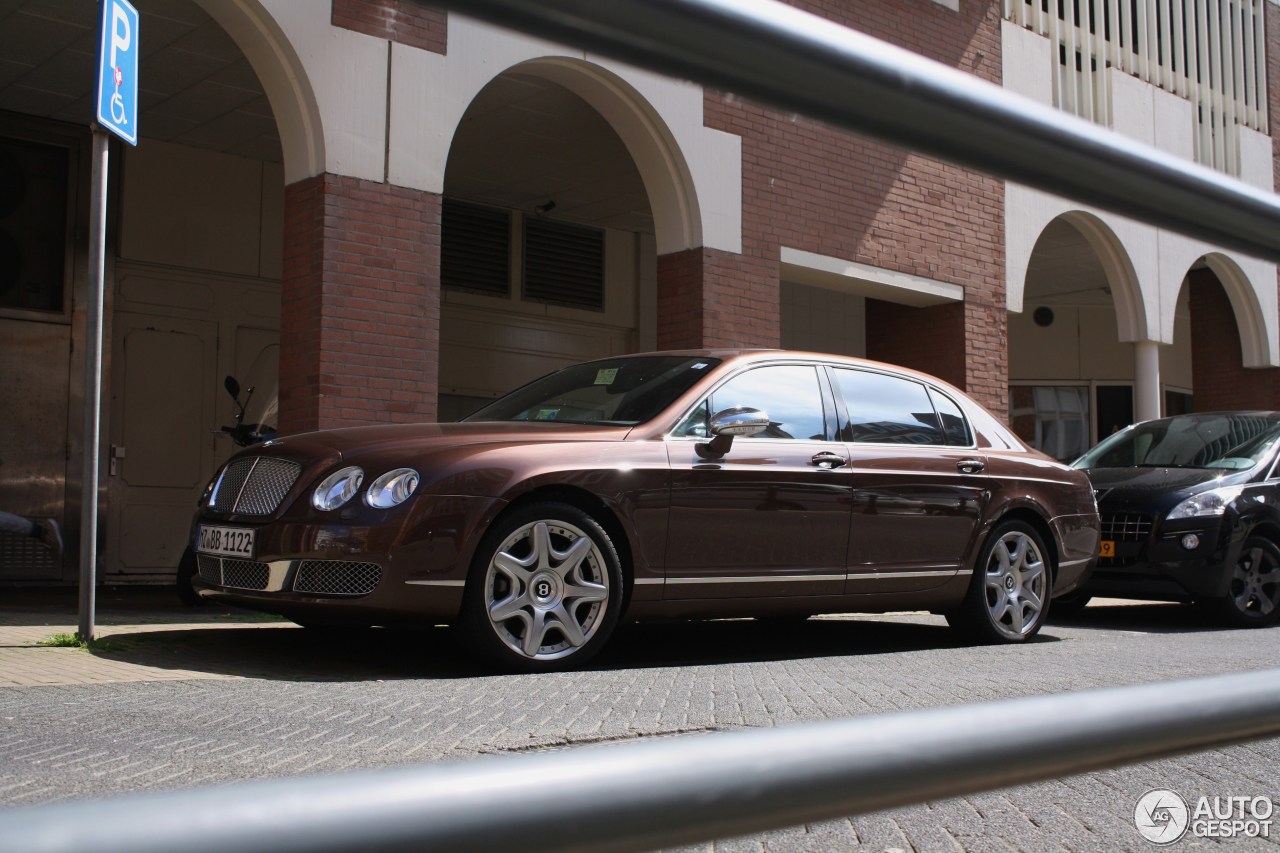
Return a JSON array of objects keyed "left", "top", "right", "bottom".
[
  {"left": 957, "top": 459, "right": 985, "bottom": 475},
  {"left": 811, "top": 452, "right": 847, "bottom": 470}
]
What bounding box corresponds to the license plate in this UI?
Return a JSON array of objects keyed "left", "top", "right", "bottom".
[
  {"left": 198, "top": 525, "right": 255, "bottom": 559},
  {"left": 1099, "top": 540, "right": 1116, "bottom": 558}
]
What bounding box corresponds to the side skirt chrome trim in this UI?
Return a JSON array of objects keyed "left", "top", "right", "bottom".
[{"left": 405, "top": 580, "right": 466, "bottom": 587}]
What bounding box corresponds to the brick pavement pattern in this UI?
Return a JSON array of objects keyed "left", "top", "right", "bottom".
[{"left": 0, "top": 594, "right": 1277, "bottom": 851}]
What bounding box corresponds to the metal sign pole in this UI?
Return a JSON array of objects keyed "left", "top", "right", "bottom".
[{"left": 78, "top": 129, "right": 110, "bottom": 643}]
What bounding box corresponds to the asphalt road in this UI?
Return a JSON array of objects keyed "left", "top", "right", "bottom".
[{"left": 1, "top": 598, "right": 1277, "bottom": 852}]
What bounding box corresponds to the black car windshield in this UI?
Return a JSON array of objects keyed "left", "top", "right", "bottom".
[
  {"left": 1074, "top": 413, "right": 1280, "bottom": 471},
  {"left": 463, "top": 356, "right": 722, "bottom": 426}
]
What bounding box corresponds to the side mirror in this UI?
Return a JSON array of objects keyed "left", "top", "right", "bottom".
[
  {"left": 697, "top": 406, "right": 770, "bottom": 458},
  {"left": 224, "top": 375, "right": 242, "bottom": 400}
]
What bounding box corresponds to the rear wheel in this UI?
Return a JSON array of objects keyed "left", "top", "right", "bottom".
[
  {"left": 947, "top": 520, "right": 1052, "bottom": 643},
  {"left": 460, "top": 502, "right": 623, "bottom": 672},
  {"left": 1209, "top": 536, "right": 1280, "bottom": 628}
]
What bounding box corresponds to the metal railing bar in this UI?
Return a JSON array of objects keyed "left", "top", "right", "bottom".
[
  {"left": 3, "top": 668, "right": 1280, "bottom": 853},
  {"left": 417, "top": 0, "right": 1280, "bottom": 262}
]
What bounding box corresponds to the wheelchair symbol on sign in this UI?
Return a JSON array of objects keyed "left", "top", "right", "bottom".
[
  {"left": 110, "top": 66, "right": 127, "bottom": 126},
  {"left": 110, "top": 93, "right": 128, "bottom": 125}
]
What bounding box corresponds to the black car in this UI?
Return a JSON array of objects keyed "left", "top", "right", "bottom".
[{"left": 1068, "top": 411, "right": 1280, "bottom": 627}]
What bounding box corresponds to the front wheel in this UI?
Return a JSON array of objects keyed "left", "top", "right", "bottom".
[
  {"left": 947, "top": 521, "right": 1052, "bottom": 643},
  {"left": 459, "top": 502, "right": 624, "bottom": 672},
  {"left": 1208, "top": 536, "right": 1280, "bottom": 628}
]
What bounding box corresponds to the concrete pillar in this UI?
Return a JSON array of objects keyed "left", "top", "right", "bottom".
[{"left": 1133, "top": 340, "right": 1162, "bottom": 422}]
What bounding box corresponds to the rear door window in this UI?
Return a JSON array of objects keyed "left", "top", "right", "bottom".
[{"left": 833, "top": 368, "right": 944, "bottom": 445}]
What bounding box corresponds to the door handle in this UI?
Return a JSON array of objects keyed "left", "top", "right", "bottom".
[
  {"left": 957, "top": 458, "right": 985, "bottom": 475},
  {"left": 810, "top": 451, "right": 847, "bottom": 470}
]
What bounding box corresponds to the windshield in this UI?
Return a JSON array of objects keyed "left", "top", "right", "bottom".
[
  {"left": 1074, "top": 413, "right": 1280, "bottom": 471},
  {"left": 463, "top": 356, "right": 721, "bottom": 426}
]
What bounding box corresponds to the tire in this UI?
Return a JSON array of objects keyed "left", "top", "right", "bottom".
[
  {"left": 459, "top": 501, "right": 624, "bottom": 673},
  {"left": 947, "top": 520, "right": 1053, "bottom": 643},
  {"left": 1208, "top": 535, "right": 1280, "bottom": 628},
  {"left": 176, "top": 546, "right": 205, "bottom": 607},
  {"left": 1050, "top": 590, "right": 1092, "bottom": 618}
]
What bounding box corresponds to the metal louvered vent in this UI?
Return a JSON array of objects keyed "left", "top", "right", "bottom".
[
  {"left": 442, "top": 199, "right": 510, "bottom": 296},
  {"left": 523, "top": 217, "right": 604, "bottom": 310},
  {"left": 294, "top": 561, "right": 381, "bottom": 596},
  {"left": 197, "top": 555, "right": 270, "bottom": 590},
  {"left": 210, "top": 457, "right": 301, "bottom": 516}
]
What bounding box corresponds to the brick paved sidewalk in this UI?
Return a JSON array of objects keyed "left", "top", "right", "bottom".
[{"left": 0, "top": 587, "right": 289, "bottom": 688}]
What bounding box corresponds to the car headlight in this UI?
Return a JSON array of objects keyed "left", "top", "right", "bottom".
[
  {"left": 365, "top": 468, "right": 420, "bottom": 509},
  {"left": 312, "top": 466, "right": 364, "bottom": 511},
  {"left": 1166, "top": 485, "right": 1245, "bottom": 520}
]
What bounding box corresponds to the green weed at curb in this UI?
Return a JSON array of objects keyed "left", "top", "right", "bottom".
[{"left": 37, "top": 633, "right": 125, "bottom": 652}]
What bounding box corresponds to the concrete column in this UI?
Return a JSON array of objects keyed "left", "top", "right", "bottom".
[{"left": 1134, "top": 340, "right": 1162, "bottom": 422}]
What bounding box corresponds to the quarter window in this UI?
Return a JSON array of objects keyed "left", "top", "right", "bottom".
[
  {"left": 929, "top": 388, "right": 973, "bottom": 447},
  {"left": 676, "top": 365, "right": 827, "bottom": 441},
  {"left": 834, "top": 369, "right": 943, "bottom": 445}
]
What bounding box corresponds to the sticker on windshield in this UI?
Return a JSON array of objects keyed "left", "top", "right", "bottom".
[
  {"left": 691, "top": 362, "right": 708, "bottom": 370},
  {"left": 594, "top": 368, "right": 618, "bottom": 385},
  {"left": 535, "top": 409, "right": 560, "bottom": 420}
]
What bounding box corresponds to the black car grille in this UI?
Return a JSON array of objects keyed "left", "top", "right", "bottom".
[
  {"left": 1100, "top": 512, "right": 1153, "bottom": 542},
  {"left": 293, "top": 561, "right": 381, "bottom": 597},
  {"left": 197, "top": 555, "right": 270, "bottom": 590},
  {"left": 210, "top": 457, "right": 301, "bottom": 515}
]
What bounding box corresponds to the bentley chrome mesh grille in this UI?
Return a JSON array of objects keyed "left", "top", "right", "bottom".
[
  {"left": 210, "top": 457, "right": 301, "bottom": 515},
  {"left": 293, "top": 561, "right": 382, "bottom": 596},
  {"left": 1100, "top": 513, "right": 1153, "bottom": 542},
  {"left": 197, "top": 555, "right": 270, "bottom": 590}
]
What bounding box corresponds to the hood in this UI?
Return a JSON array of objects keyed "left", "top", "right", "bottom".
[
  {"left": 245, "top": 420, "right": 628, "bottom": 462},
  {"left": 1084, "top": 466, "right": 1250, "bottom": 511}
]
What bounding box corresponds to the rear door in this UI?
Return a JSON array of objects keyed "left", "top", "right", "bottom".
[{"left": 828, "top": 368, "right": 989, "bottom": 594}]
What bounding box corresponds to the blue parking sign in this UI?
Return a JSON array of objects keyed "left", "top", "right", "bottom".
[{"left": 96, "top": 0, "right": 139, "bottom": 145}]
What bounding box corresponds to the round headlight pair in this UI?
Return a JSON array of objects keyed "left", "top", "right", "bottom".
[{"left": 311, "top": 466, "right": 420, "bottom": 511}]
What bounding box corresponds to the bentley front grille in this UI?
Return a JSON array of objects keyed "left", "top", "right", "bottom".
[
  {"left": 293, "top": 561, "right": 382, "bottom": 597},
  {"left": 210, "top": 457, "right": 301, "bottom": 516},
  {"left": 197, "top": 555, "right": 270, "bottom": 590}
]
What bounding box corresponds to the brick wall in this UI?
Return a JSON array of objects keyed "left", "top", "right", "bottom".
[
  {"left": 280, "top": 174, "right": 442, "bottom": 434},
  {"left": 1189, "top": 269, "right": 1279, "bottom": 412},
  {"left": 331, "top": 0, "right": 447, "bottom": 53},
  {"left": 656, "top": 247, "right": 780, "bottom": 349},
  {"left": 698, "top": 0, "right": 1007, "bottom": 414}
]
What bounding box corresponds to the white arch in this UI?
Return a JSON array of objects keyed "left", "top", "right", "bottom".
[
  {"left": 1055, "top": 212, "right": 1147, "bottom": 343},
  {"left": 388, "top": 16, "right": 741, "bottom": 255},
  {"left": 194, "top": 0, "right": 325, "bottom": 184},
  {"left": 507, "top": 57, "right": 702, "bottom": 255},
  {"left": 1196, "top": 254, "right": 1272, "bottom": 368}
]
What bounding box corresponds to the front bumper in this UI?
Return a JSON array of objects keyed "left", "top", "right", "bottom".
[
  {"left": 1084, "top": 515, "right": 1236, "bottom": 601},
  {"left": 190, "top": 493, "right": 504, "bottom": 625}
]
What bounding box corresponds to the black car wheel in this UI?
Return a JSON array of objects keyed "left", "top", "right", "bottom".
[
  {"left": 1210, "top": 536, "right": 1280, "bottom": 628},
  {"left": 460, "top": 501, "right": 624, "bottom": 672},
  {"left": 947, "top": 520, "right": 1052, "bottom": 643}
]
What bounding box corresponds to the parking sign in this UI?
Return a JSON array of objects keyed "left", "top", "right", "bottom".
[{"left": 96, "top": 0, "right": 139, "bottom": 145}]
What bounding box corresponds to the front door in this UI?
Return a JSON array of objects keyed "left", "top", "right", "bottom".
[{"left": 664, "top": 363, "right": 851, "bottom": 598}]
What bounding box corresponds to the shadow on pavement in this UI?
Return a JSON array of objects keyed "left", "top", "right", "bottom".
[
  {"left": 1048, "top": 600, "right": 1230, "bottom": 634},
  {"left": 73, "top": 612, "right": 1064, "bottom": 682}
]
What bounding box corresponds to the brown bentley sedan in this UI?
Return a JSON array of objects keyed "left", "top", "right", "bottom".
[{"left": 191, "top": 351, "right": 1099, "bottom": 671}]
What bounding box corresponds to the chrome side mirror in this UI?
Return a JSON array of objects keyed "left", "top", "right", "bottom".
[{"left": 698, "top": 406, "right": 770, "bottom": 458}]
